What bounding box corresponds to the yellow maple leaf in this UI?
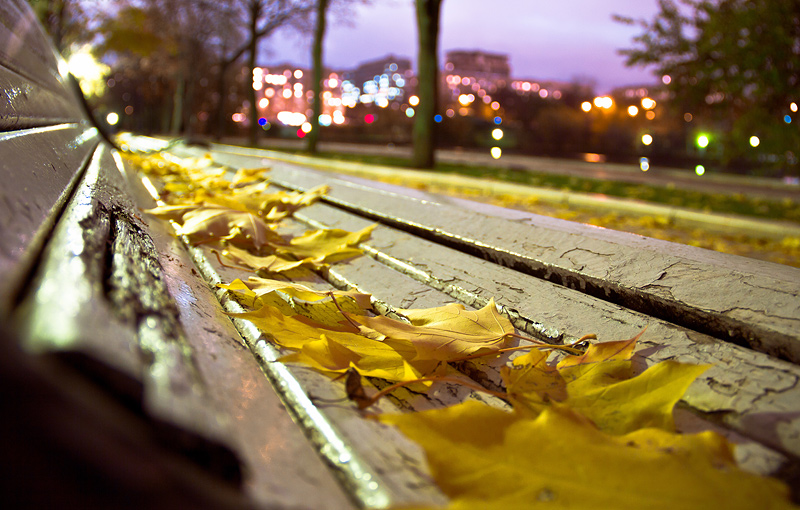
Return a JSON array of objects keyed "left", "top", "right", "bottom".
[
  {"left": 231, "top": 167, "right": 270, "bottom": 186},
  {"left": 503, "top": 334, "right": 709, "bottom": 434},
  {"left": 276, "top": 224, "right": 375, "bottom": 263},
  {"left": 222, "top": 246, "right": 305, "bottom": 273},
  {"left": 230, "top": 304, "right": 436, "bottom": 382},
  {"left": 347, "top": 299, "right": 514, "bottom": 362},
  {"left": 176, "top": 205, "right": 282, "bottom": 248},
  {"left": 219, "top": 276, "right": 372, "bottom": 325},
  {"left": 381, "top": 401, "right": 795, "bottom": 510}
]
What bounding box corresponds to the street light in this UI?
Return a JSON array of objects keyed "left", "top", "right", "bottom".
[{"left": 696, "top": 134, "right": 710, "bottom": 149}]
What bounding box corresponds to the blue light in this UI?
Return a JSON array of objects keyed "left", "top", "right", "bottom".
[
  {"left": 493, "top": 116, "right": 502, "bottom": 125},
  {"left": 785, "top": 115, "right": 792, "bottom": 124},
  {"left": 258, "top": 117, "right": 267, "bottom": 126},
  {"left": 434, "top": 114, "right": 442, "bottom": 123}
]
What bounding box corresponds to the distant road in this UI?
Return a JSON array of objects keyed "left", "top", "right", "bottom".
[{"left": 222, "top": 138, "right": 800, "bottom": 201}]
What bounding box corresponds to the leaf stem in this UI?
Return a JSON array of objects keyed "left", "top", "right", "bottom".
[
  {"left": 447, "top": 335, "right": 584, "bottom": 363},
  {"left": 329, "top": 291, "right": 363, "bottom": 331}
]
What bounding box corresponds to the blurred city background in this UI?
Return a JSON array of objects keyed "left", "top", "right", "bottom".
[{"left": 32, "top": 0, "right": 800, "bottom": 265}]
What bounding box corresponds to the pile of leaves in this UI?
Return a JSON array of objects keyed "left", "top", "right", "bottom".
[
  {"left": 124, "top": 151, "right": 374, "bottom": 272},
  {"left": 125, "top": 150, "right": 795, "bottom": 509}
]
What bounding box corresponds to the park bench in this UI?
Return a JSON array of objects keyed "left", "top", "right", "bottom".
[{"left": 3, "top": 0, "right": 800, "bottom": 507}]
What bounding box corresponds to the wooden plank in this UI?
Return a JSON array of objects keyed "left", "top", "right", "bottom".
[
  {"left": 0, "top": 124, "right": 99, "bottom": 315},
  {"left": 288, "top": 201, "right": 800, "bottom": 468},
  {"left": 0, "top": 0, "right": 70, "bottom": 95},
  {"left": 14, "top": 143, "right": 359, "bottom": 509},
  {"left": 210, "top": 156, "right": 800, "bottom": 365},
  {"left": 123, "top": 176, "right": 356, "bottom": 510},
  {"left": 0, "top": 65, "right": 85, "bottom": 129}
]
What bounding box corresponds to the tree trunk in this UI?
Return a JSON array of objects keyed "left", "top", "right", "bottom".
[
  {"left": 170, "top": 71, "right": 185, "bottom": 135},
  {"left": 247, "top": 2, "right": 261, "bottom": 147},
  {"left": 213, "top": 60, "right": 228, "bottom": 141},
  {"left": 412, "top": 0, "right": 442, "bottom": 169},
  {"left": 307, "top": 0, "right": 329, "bottom": 154}
]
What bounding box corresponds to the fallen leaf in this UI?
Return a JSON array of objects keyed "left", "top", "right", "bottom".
[
  {"left": 503, "top": 333, "right": 710, "bottom": 434},
  {"left": 381, "top": 401, "right": 795, "bottom": 510},
  {"left": 176, "top": 206, "right": 282, "bottom": 248},
  {"left": 223, "top": 246, "right": 305, "bottom": 273},
  {"left": 348, "top": 299, "right": 514, "bottom": 361},
  {"left": 231, "top": 304, "right": 436, "bottom": 382},
  {"left": 277, "top": 224, "right": 375, "bottom": 262}
]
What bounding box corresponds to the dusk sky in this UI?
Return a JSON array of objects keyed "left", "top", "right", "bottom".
[{"left": 265, "top": 0, "right": 664, "bottom": 93}]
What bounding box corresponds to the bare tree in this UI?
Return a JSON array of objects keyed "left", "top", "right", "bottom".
[
  {"left": 412, "top": 0, "right": 443, "bottom": 169},
  {"left": 210, "top": 0, "right": 315, "bottom": 144}
]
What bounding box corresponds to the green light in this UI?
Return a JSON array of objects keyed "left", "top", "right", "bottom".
[{"left": 696, "top": 134, "right": 709, "bottom": 148}]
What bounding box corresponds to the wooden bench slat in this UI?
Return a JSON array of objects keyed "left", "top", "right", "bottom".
[
  {"left": 126, "top": 187, "right": 358, "bottom": 510},
  {"left": 0, "top": 0, "right": 70, "bottom": 94},
  {"left": 0, "top": 66, "right": 86, "bottom": 129},
  {"left": 15, "top": 143, "right": 358, "bottom": 509},
  {"left": 0, "top": 125, "right": 99, "bottom": 314},
  {"left": 250, "top": 160, "right": 800, "bottom": 365},
  {"left": 289, "top": 200, "right": 800, "bottom": 467}
]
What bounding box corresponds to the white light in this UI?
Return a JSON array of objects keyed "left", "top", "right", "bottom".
[
  {"left": 301, "top": 122, "right": 312, "bottom": 133},
  {"left": 641, "top": 97, "right": 656, "bottom": 109},
  {"left": 628, "top": 105, "right": 639, "bottom": 116},
  {"left": 276, "top": 111, "right": 306, "bottom": 126},
  {"left": 405, "top": 107, "right": 414, "bottom": 118},
  {"left": 408, "top": 95, "right": 420, "bottom": 106},
  {"left": 259, "top": 98, "right": 269, "bottom": 108},
  {"left": 66, "top": 46, "right": 109, "bottom": 97},
  {"left": 749, "top": 135, "right": 760, "bottom": 147},
  {"left": 319, "top": 114, "right": 332, "bottom": 126},
  {"left": 791, "top": 102, "right": 798, "bottom": 113},
  {"left": 641, "top": 134, "right": 653, "bottom": 146},
  {"left": 695, "top": 165, "right": 705, "bottom": 176},
  {"left": 581, "top": 101, "right": 592, "bottom": 112},
  {"left": 283, "top": 89, "right": 292, "bottom": 99},
  {"left": 106, "top": 112, "right": 119, "bottom": 125},
  {"left": 490, "top": 147, "right": 502, "bottom": 159},
  {"left": 294, "top": 69, "right": 303, "bottom": 79},
  {"left": 639, "top": 157, "right": 649, "bottom": 171},
  {"left": 491, "top": 128, "right": 503, "bottom": 140},
  {"left": 662, "top": 75, "right": 671, "bottom": 85}
]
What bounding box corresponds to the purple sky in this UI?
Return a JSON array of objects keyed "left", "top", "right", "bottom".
[{"left": 264, "top": 0, "right": 662, "bottom": 93}]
